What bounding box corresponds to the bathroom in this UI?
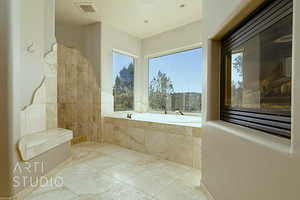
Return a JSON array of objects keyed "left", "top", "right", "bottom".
[
  {"left": 2, "top": 0, "right": 204, "bottom": 199},
  {"left": 2, "top": 0, "right": 299, "bottom": 199}
]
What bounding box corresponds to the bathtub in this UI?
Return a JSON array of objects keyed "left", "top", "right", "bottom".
[
  {"left": 106, "top": 112, "right": 202, "bottom": 127},
  {"left": 104, "top": 113, "right": 202, "bottom": 168}
]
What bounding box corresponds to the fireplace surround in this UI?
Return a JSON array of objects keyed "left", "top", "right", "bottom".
[{"left": 220, "top": 0, "right": 293, "bottom": 138}]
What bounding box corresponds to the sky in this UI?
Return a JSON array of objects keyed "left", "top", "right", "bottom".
[
  {"left": 149, "top": 48, "right": 202, "bottom": 93},
  {"left": 113, "top": 52, "right": 134, "bottom": 81},
  {"left": 113, "top": 48, "right": 203, "bottom": 93}
]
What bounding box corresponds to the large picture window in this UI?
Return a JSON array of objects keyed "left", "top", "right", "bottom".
[
  {"left": 113, "top": 52, "right": 134, "bottom": 111},
  {"left": 148, "top": 48, "right": 202, "bottom": 114}
]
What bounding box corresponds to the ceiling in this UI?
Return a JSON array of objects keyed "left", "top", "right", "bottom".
[{"left": 56, "top": 0, "right": 202, "bottom": 39}]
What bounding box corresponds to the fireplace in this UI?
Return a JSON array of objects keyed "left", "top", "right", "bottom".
[{"left": 220, "top": 0, "right": 293, "bottom": 138}]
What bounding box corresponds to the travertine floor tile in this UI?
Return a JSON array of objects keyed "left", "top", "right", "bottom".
[
  {"left": 85, "top": 155, "right": 122, "bottom": 170},
  {"left": 109, "top": 149, "right": 156, "bottom": 164},
  {"left": 24, "top": 143, "right": 206, "bottom": 200},
  {"left": 124, "top": 170, "right": 175, "bottom": 196},
  {"left": 102, "top": 163, "right": 147, "bottom": 182},
  {"left": 70, "top": 148, "right": 105, "bottom": 166},
  {"left": 135, "top": 159, "right": 191, "bottom": 181},
  {"left": 93, "top": 143, "right": 125, "bottom": 155},
  {"left": 63, "top": 172, "right": 119, "bottom": 195},
  {"left": 97, "top": 182, "right": 155, "bottom": 200},
  {"left": 177, "top": 169, "right": 202, "bottom": 187},
  {"left": 24, "top": 186, "right": 77, "bottom": 200},
  {"left": 157, "top": 180, "right": 206, "bottom": 200}
]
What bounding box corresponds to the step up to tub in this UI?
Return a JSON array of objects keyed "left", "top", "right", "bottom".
[{"left": 18, "top": 128, "right": 73, "bottom": 161}]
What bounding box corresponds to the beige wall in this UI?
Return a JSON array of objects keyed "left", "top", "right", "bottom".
[
  {"left": 44, "top": 0, "right": 56, "bottom": 54},
  {"left": 201, "top": 0, "right": 300, "bottom": 200},
  {"left": 21, "top": 0, "right": 45, "bottom": 107},
  {"left": 0, "top": 0, "right": 21, "bottom": 197},
  {"left": 142, "top": 21, "right": 202, "bottom": 56},
  {"left": 56, "top": 24, "right": 84, "bottom": 52},
  {"left": 56, "top": 23, "right": 101, "bottom": 86},
  {"left": 82, "top": 23, "right": 101, "bottom": 86}
]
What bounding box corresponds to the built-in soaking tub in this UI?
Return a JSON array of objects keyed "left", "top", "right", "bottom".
[{"left": 103, "top": 113, "right": 202, "bottom": 168}]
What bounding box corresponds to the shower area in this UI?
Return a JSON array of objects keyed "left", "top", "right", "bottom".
[{"left": 56, "top": 23, "right": 102, "bottom": 144}]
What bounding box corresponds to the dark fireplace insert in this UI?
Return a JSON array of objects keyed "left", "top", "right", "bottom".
[{"left": 220, "top": 0, "right": 293, "bottom": 138}]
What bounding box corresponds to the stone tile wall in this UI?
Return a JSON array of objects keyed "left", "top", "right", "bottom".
[
  {"left": 57, "top": 44, "right": 101, "bottom": 142},
  {"left": 103, "top": 117, "right": 202, "bottom": 169}
]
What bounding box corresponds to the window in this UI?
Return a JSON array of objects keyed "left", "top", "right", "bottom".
[
  {"left": 113, "top": 52, "right": 134, "bottom": 111},
  {"left": 148, "top": 48, "right": 202, "bottom": 114}
]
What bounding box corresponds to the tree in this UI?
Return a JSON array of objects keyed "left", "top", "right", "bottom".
[
  {"left": 119, "top": 63, "right": 134, "bottom": 89},
  {"left": 113, "top": 63, "right": 134, "bottom": 111},
  {"left": 232, "top": 53, "right": 243, "bottom": 76},
  {"left": 231, "top": 53, "right": 244, "bottom": 106},
  {"left": 114, "top": 75, "right": 122, "bottom": 90},
  {"left": 149, "top": 71, "right": 174, "bottom": 110}
]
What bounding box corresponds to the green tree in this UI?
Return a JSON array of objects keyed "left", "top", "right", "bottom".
[
  {"left": 231, "top": 53, "right": 244, "bottom": 106},
  {"left": 149, "top": 71, "right": 174, "bottom": 111},
  {"left": 113, "top": 63, "right": 134, "bottom": 111},
  {"left": 232, "top": 53, "right": 243, "bottom": 76}
]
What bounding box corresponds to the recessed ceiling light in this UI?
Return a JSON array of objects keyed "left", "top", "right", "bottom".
[
  {"left": 144, "top": 20, "right": 149, "bottom": 23},
  {"left": 180, "top": 4, "right": 186, "bottom": 8}
]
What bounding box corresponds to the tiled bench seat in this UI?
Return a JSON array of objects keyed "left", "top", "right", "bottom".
[{"left": 18, "top": 128, "right": 73, "bottom": 161}]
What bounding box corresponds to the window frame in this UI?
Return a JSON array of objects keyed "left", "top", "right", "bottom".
[
  {"left": 146, "top": 45, "right": 203, "bottom": 116},
  {"left": 112, "top": 49, "right": 137, "bottom": 112}
]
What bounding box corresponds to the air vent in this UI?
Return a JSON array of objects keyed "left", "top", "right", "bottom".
[{"left": 75, "top": 2, "right": 97, "bottom": 13}]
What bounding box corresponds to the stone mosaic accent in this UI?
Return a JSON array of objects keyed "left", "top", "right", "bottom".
[
  {"left": 57, "top": 44, "right": 101, "bottom": 142},
  {"left": 20, "top": 44, "right": 58, "bottom": 136},
  {"left": 103, "top": 117, "right": 202, "bottom": 168}
]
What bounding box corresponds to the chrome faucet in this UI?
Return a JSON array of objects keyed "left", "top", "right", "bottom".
[
  {"left": 162, "top": 105, "right": 167, "bottom": 114},
  {"left": 127, "top": 113, "right": 132, "bottom": 119},
  {"left": 175, "top": 109, "right": 184, "bottom": 115}
]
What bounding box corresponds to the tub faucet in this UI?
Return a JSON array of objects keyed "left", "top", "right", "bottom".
[
  {"left": 176, "top": 109, "right": 184, "bottom": 115},
  {"left": 127, "top": 113, "right": 132, "bottom": 119},
  {"left": 162, "top": 105, "right": 167, "bottom": 114}
]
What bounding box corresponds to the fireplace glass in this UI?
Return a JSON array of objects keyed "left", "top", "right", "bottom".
[
  {"left": 224, "top": 15, "right": 292, "bottom": 114},
  {"left": 221, "top": 0, "right": 293, "bottom": 138}
]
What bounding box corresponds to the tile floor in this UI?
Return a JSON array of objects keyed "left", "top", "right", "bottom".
[{"left": 24, "top": 143, "right": 207, "bottom": 200}]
